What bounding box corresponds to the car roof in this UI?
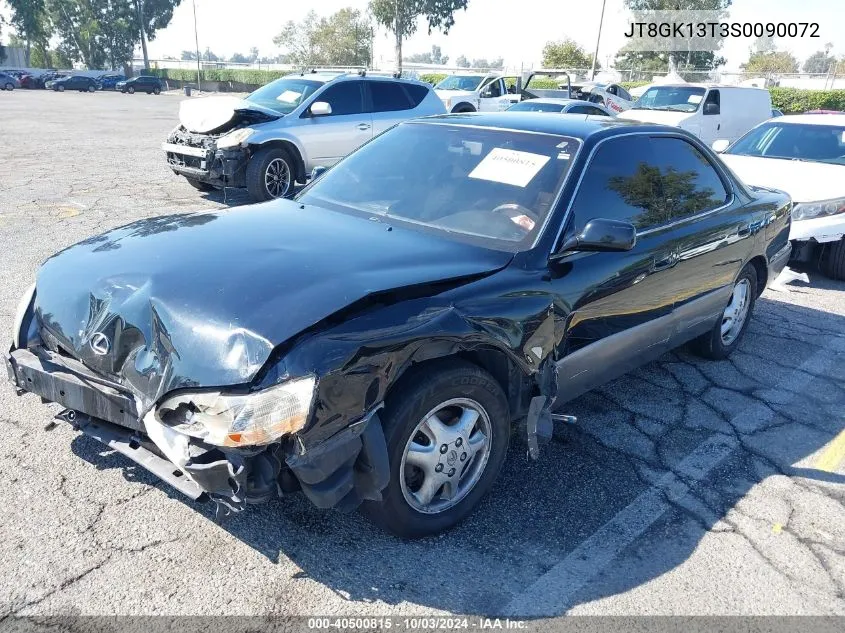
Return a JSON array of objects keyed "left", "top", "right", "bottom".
[
  {"left": 646, "top": 83, "right": 769, "bottom": 92},
  {"left": 514, "top": 98, "right": 596, "bottom": 106},
  {"left": 416, "top": 112, "right": 662, "bottom": 139},
  {"left": 772, "top": 113, "right": 845, "bottom": 125}
]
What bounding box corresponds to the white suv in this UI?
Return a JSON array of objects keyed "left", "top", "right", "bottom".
[
  {"left": 163, "top": 72, "right": 446, "bottom": 202},
  {"left": 433, "top": 72, "right": 519, "bottom": 113}
]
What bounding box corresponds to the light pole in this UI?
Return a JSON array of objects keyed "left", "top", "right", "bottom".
[
  {"left": 590, "top": 0, "right": 607, "bottom": 80},
  {"left": 192, "top": 0, "right": 202, "bottom": 91}
]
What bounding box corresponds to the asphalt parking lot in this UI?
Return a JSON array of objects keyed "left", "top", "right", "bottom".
[{"left": 2, "top": 89, "right": 845, "bottom": 619}]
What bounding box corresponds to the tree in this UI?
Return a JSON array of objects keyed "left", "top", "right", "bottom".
[
  {"left": 470, "top": 57, "right": 503, "bottom": 69},
  {"left": 7, "top": 0, "right": 51, "bottom": 67},
  {"left": 249, "top": 46, "right": 259, "bottom": 63},
  {"left": 230, "top": 52, "right": 249, "bottom": 63},
  {"left": 404, "top": 44, "right": 449, "bottom": 64},
  {"left": 133, "top": 0, "right": 184, "bottom": 71},
  {"left": 202, "top": 47, "right": 219, "bottom": 62},
  {"left": 455, "top": 54, "right": 469, "bottom": 68},
  {"left": 614, "top": 0, "right": 730, "bottom": 79},
  {"left": 542, "top": 38, "right": 598, "bottom": 70},
  {"left": 369, "top": 0, "right": 468, "bottom": 73},
  {"left": 181, "top": 49, "right": 197, "bottom": 61},
  {"left": 273, "top": 8, "right": 373, "bottom": 67},
  {"left": 804, "top": 48, "right": 836, "bottom": 74},
  {"left": 741, "top": 50, "right": 799, "bottom": 74}
]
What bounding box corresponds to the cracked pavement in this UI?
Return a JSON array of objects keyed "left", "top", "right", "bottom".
[{"left": 1, "top": 91, "right": 845, "bottom": 617}]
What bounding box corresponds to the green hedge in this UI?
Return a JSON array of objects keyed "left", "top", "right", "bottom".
[
  {"left": 420, "top": 73, "right": 447, "bottom": 85},
  {"left": 770, "top": 87, "right": 845, "bottom": 113},
  {"left": 151, "top": 68, "right": 292, "bottom": 84},
  {"left": 620, "top": 81, "right": 649, "bottom": 90}
]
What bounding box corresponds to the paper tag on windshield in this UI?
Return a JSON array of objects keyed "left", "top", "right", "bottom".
[
  {"left": 469, "top": 148, "right": 550, "bottom": 187},
  {"left": 277, "top": 90, "right": 302, "bottom": 103},
  {"left": 688, "top": 94, "right": 703, "bottom": 104}
]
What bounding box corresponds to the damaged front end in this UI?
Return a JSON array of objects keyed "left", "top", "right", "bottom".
[{"left": 162, "top": 102, "right": 279, "bottom": 189}]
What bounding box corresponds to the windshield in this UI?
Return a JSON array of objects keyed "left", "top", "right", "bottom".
[
  {"left": 246, "top": 77, "right": 324, "bottom": 114},
  {"left": 298, "top": 123, "right": 580, "bottom": 251},
  {"left": 727, "top": 122, "right": 845, "bottom": 165},
  {"left": 508, "top": 101, "right": 566, "bottom": 113},
  {"left": 634, "top": 86, "right": 706, "bottom": 112},
  {"left": 435, "top": 75, "right": 485, "bottom": 91}
]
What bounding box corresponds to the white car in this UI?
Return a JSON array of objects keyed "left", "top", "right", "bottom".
[
  {"left": 570, "top": 82, "right": 635, "bottom": 114},
  {"left": 507, "top": 98, "right": 614, "bottom": 117},
  {"left": 716, "top": 114, "right": 845, "bottom": 279},
  {"left": 434, "top": 73, "right": 518, "bottom": 113}
]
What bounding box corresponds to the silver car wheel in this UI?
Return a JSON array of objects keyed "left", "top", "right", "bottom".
[
  {"left": 264, "top": 157, "right": 291, "bottom": 198},
  {"left": 399, "top": 397, "right": 492, "bottom": 515},
  {"left": 721, "top": 278, "right": 751, "bottom": 345}
]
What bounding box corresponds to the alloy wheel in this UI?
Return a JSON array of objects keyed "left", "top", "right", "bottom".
[
  {"left": 264, "top": 158, "right": 291, "bottom": 198},
  {"left": 721, "top": 278, "right": 751, "bottom": 345},
  {"left": 399, "top": 398, "right": 492, "bottom": 515}
]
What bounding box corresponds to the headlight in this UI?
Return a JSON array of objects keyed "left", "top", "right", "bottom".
[
  {"left": 12, "top": 283, "right": 35, "bottom": 349},
  {"left": 792, "top": 197, "right": 845, "bottom": 221},
  {"left": 216, "top": 127, "right": 254, "bottom": 149},
  {"left": 156, "top": 376, "right": 316, "bottom": 447}
]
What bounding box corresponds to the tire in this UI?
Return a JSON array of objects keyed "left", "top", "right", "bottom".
[
  {"left": 245, "top": 146, "right": 295, "bottom": 202},
  {"left": 128, "top": 86, "right": 135, "bottom": 94},
  {"left": 184, "top": 177, "right": 215, "bottom": 192},
  {"left": 691, "top": 263, "right": 758, "bottom": 360},
  {"left": 153, "top": 86, "right": 161, "bottom": 95},
  {"left": 87, "top": 85, "right": 95, "bottom": 93},
  {"left": 451, "top": 105, "right": 476, "bottom": 113},
  {"left": 57, "top": 85, "right": 65, "bottom": 92},
  {"left": 362, "top": 360, "right": 510, "bottom": 538},
  {"left": 4, "top": 83, "right": 13, "bottom": 91},
  {"left": 820, "top": 238, "right": 845, "bottom": 281}
]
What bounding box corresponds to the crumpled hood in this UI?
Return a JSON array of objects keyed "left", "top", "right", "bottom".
[
  {"left": 178, "top": 96, "right": 281, "bottom": 133},
  {"left": 719, "top": 154, "right": 845, "bottom": 203},
  {"left": 34, "top": 200, "right": 512, "bottom": 407}
]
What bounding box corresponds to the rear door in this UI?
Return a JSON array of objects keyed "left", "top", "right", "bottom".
[{"left": 297, "top": 80, "right": 373, "bottom": 166}]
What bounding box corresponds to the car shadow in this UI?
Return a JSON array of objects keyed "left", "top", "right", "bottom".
[
  {"left": 69, "top": 290, "right": 845, "bottom": 616},
  {"left": 194, "top": 185, "right": 305, "bottom": 208}
]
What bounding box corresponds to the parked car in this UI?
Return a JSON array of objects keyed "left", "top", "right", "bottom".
[
  {"left": 619, "top": 84, "right": 772, "bottom": 146},
  {"left": 51, "top": 75, "right": 99, "bottom": 92},
  {"left": 97, "top": 73, "right": 126, "bottom": 90},
  {"left": 569, "top": 81, "right": 636, "bottom": 113},
  {"left": 41, "top": 72, "right": 69, "bottom": 89},
  {"left": 433, "top": 72, "right": 519, "bottom": 113},
  {"left": 507, "top": 97, "right": 614, "bottom": 116},
  {"left": 714, "top": 114, "right": 845, "bottom": 279},
  {"left": 8, "top": 114, "right": 791, "bottom": 537},
  {"left": 116, "top": 75, "right": 163, "bottom": 94},
  {"left": 0, "top": 72, "right": 20, "bottom": 90},
  {"left": 163, "top": 71, "right": 447, "bottom": 201}
]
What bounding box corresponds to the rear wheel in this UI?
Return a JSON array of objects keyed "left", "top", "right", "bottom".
[
  {"left": 362, "top": 361, "right": 510, "bottom": 538},
  {"left": 4, "top": 82, "right": 13, "bottom": 91},
  {"left": 57, "top": 85, "right": 65, "bottom": 92},
  {"left": 246, "top": 147, "right": 295, "bottom": 202},
  {"left": 153, "top": 86, "right": 161, "bottom": 95},
  {"left": 87, "top": 84, "right": 95, "bottom": 93},
  {"left": 184, "top": 177, "right": 215, "bottom": 192},
  {"left": 820, "top": 238, "right": 845, "bottom": 280},
  {"left": 691, "top": 263, "right": 757, "bottom": 360}
]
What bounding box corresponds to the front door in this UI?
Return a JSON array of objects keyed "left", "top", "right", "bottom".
[
  {"left": 549, "top": 133, "right": 745, "bottom": 404},
  {"left": 479, "top": 79, "right": 510, "bottom": 112},
  {"left": 298, "top": 80, "right": 373, "bottom": 167}
]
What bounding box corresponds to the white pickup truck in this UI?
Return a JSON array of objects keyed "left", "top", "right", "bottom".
[{"left": 433, "top": 72, "right": 520, "bottom": 113}]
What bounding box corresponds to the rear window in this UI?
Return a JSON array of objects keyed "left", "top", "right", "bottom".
[
  {"left": 369, "top": 81, "right": 412, "bottom": 112},
  {"left": 404, "top": 83, "right": 430, "bottom": 108}
]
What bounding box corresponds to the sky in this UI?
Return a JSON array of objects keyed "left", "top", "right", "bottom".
[{"left": 3, "top": 0, "right": 844, "bottom": 71}]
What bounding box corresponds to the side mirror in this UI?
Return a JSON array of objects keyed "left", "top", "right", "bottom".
[
  {"left": 553, "top": 218, "right": 637, "bottom": 258},
  {"left": 311, "top": 165, "right": 329, "bottom": 181},
  {"left": 703, "top": 102, "right": 719, "bottom": 115},
  {"left": 711, "top": 139, "right": 730, "bottom": 153},
  {"left": 310, "top": 101, "right": 332, "bottom": 117}
]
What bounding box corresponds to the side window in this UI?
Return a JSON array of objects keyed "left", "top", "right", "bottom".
[
  {"left": 316, "top": 81, "right": 364, "bottom": 116},
  {"left": 618, "top": 87, "right": 633, "bottom": 101},
  {"left": 567, "top": 105, "right": 590, "bottom": 114},
  {"left": 607, "top": 85, "right": 618, "bottom": 96},
  {"left": 369, "top": 81, "right": 412, "bottom": 112},
  {"left": 569, "top": 135, "right": 730, "bottom": 232},
  {"left": 703, "top": 89, "right": 720, "bottom": 115},
  {"left": 483, "top": 80, "right": 502, "bottom": 98},
  {"left": 586, "top": 106, "right": 610, "bottom": 116},
  {"left": 404, "top": 83, "right": 430, "bottom": 108}
]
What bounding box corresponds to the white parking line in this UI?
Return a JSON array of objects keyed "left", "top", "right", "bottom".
[{"left": 505, "top": 338, "right": 845, "bottom": 617}]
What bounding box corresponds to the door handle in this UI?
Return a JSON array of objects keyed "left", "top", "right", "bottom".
[{"left": 357, "top": 123, "right": 371, "bottom": 131}]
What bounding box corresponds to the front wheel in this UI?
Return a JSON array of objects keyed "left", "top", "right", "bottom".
[
  {"left": 691, "top": 263, "right": 758, "bottom": 360},
  {"left": 128, "top": 86, "right": 135, "bottom": 94},
  {"left": 4, "top": 83, "right": 13, "bottom": 91},
  {"left": 362, "top": 361, "right": 510, "bottom": 538},
  {"left": 246, "top": 147, "right": 295, "bottom": 202},
  {"left": 820, "top": 238, "right": 845, "bottom": 280},
  {"left": 57, "top": 85, "right": 65, "bottom": 92},
  {"left": 87, "top": 85, "right": 95, "bottom": 93},
  {"left": 153, "top": 86, "right": 161, "bottom": 95}
]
